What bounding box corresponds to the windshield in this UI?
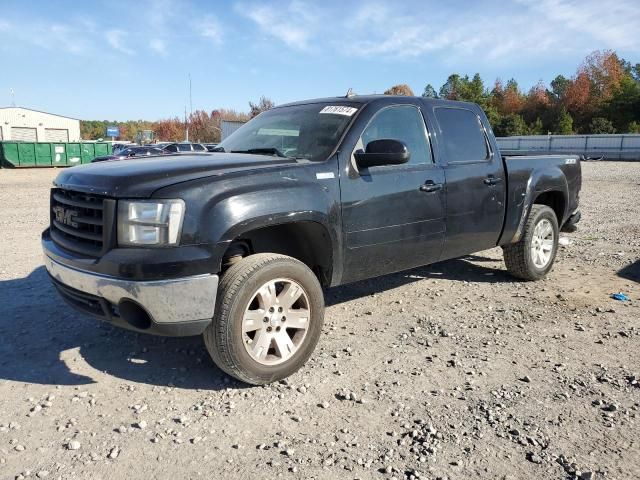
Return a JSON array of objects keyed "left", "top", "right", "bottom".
[{"left": 217, "top": 103, "right": 359, "bottom": 161}]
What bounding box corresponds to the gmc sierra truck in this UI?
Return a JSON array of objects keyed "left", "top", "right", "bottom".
[{"left": 42, "top": 95, "right": 581, "bottom": 385}]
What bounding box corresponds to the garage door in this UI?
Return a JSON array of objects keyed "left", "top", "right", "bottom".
[
  {"left": 11, "top": 127, "right": 37, "bottom": 141},
  {"left": 45, "top": 128, "right": 69, "bottom": 142}
]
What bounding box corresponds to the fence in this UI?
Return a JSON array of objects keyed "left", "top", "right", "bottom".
[{"left": 496, "top": 134, "right": 640, "bottom": 161}]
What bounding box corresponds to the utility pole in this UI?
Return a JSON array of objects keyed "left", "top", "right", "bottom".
[
  {"left": 185, "top": 74, "right": 192, "bottom": 142},
  {"left": 184, "top": 106, "right": 189, "bottom": 142},
  {"left": 189, "top": 74, "right": 193, "bottom": 117}
]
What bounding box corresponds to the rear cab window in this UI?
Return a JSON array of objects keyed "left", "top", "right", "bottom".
[{"left": 435, "top": 107, "right": 490, "bottom": 163}]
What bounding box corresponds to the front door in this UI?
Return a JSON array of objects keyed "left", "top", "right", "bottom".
[{"left": 340, "top": 104, "right": 446, "bottom": 283}]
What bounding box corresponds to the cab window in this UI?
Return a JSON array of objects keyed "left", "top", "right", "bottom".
[
  {"left": 435, "top": 107, "right": 490, "bottom": 163},
  {"left": 359, "top": 105, "right": 432, "bottom": 165}
]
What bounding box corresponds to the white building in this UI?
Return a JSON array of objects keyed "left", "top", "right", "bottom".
[{"left": 0, "top": 107, "right": 81, "bottom": 142}]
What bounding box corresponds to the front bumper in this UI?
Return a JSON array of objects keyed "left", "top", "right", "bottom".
[{"left": 44, "top": 255, "right": 218, "bottom": 336}]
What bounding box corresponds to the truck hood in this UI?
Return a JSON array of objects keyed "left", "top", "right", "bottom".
[{"left": 53, "top": 153, "right": 297, "bottom": 197}]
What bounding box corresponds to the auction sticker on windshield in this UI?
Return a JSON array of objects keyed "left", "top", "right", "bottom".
[{"left": 319, "top": 106, "right": 358, "bottom": 116}]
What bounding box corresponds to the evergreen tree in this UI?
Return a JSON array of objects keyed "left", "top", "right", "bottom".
[
  {"left": 589, "top": 117, "right": 616, "bottom": 134},
  {"left": 556, "top": 108, "right": 574, "bottom": 135},
  {"left": 421, "top": 84, "right": 438, "bottom": 98}
]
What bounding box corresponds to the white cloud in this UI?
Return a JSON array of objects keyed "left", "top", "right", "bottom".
[
  {"left": 105, "top": 29, "right": 134, "bottom": 55},
  {"left": 28, "top": 24, "right": 92, "bottom": 55},
  {"left": 147, "top": 0, "right": 176, "bottom": 29},
  {"left": 518, "top": 0, "right": 640, "bottom": 51},
  {"left": 197, "top": 16, "right": 223, "bottom": 44},
  {"left": 0, "top": 16, "right": 100, "bottom": 56},
  {"left": 336, "top": 0, "right": 640, "bottom": 63},
  {"left": 149, "top": 38, "right": 167, "bottom": 55},
  {"left": 237, "top": 1, "right": 318, "bottom": 50}
]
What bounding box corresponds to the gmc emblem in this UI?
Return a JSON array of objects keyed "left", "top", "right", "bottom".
[{"left": 53, "top": 206, "right": 79, "bottom": 228}]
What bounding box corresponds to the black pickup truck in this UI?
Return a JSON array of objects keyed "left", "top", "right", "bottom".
[{"left": 43, "top": 95, "right": 581, "bottom": 385}]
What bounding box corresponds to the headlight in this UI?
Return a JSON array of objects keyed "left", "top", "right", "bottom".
[{"left": 117, "top": 199, "right": 185, "bottom": 246}]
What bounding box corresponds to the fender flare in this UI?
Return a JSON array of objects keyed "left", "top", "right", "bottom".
[{"left": 511, "top": 168, "right": 568, "bottom": 243}]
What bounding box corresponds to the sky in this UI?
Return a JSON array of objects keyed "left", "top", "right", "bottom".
[{"left": 0, "top": 0, "right": 639, "bottom": 121}]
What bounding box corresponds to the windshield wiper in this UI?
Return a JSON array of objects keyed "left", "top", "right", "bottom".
[{"left": 230, "top": 148, "right": 287, "bottom": 158}]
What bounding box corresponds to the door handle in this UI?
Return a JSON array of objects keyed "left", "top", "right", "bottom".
[
  {"left": 483, "top": 176, "right": 503, "bottom": 186},
  {"left": 420, "top": 182, "right": 443, "bottom": 193}
]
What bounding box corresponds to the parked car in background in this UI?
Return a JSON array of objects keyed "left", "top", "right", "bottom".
[
  {"left": 204, "top": 143, "right": 219, "bottom": 152},
  {"left": 162, "top": 142, "right": 208, "bottom": 153},
  {"left": 92, "top": 146, "right": 165, "bottom": 163},
  {"left": 151, "top": 142, "right": 173, "bottom": 149},
  {"left": 111, "top": 142, "right": 134, "bottom": 154}
]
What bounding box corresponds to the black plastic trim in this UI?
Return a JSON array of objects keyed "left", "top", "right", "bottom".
[{"left": 50, "top": 274, "right": 210, "bottom": 337}]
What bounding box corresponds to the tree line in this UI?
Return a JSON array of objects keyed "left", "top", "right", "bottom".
[
  {"left": 81, "top": 50, "right": 639, "bottom": 141},
  {"left": 80, "top": 96, "right": 276, "bottom": 143},
  {"left": 81, "top": 109, "right": 247, "bottom": 143},
  {"left": 385, "top": 50, "right": 640, "bottom": 136}
]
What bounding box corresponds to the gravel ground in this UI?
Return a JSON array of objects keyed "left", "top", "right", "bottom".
[{"left": 0, "top": 162, "right": 638, "bottom": 480}]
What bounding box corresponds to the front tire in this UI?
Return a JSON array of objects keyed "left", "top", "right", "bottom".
[
  {"left": 204, "top": 253, "right": 324, "bottom": 385},
  {"left": 503, "top": 205, "right": 559, "bottom": 281}
]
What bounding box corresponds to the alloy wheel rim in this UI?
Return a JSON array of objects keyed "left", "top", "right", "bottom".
[
  {"left": 241, "top": 278, "right": 311, "bottom": 366},
  {"left": 531, "top": 218, "right": 554, "bottom": 268}
]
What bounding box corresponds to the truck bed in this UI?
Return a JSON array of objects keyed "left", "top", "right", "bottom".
[{"left": 499, "top": 154, "right": 581, "bottom": 245}]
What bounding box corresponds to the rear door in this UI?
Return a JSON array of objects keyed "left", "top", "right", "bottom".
[
  {"left": 340, "top": 104, "right": 446, "bottom": 283},
  {"left": 430, "top": 106, "right": 506, "bottom": 260}
]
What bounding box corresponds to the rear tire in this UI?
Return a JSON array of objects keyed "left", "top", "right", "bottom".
[
  {"left": 204, "top": 253, "right": 324, "bottom": 385},
  {"left": 503, "top": 205, "right": 559, "bottom": 281}
]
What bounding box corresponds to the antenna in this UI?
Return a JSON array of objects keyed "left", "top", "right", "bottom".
[
  {"left": 345, "top": 88, "right": 355, "bottom": 98},
  {"left": 10, "top": 88, "right": 15, "bottom": 107}
]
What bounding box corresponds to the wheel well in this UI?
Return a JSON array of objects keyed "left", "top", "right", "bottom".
[
  {"left": 533, "top": 191, "right": 565, "bottom": 224},
  {"left": 222, "top": 221, "right": 333, "bottom": 287}
]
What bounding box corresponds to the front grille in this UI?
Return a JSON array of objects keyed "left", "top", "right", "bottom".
[{"left": 50, "top": 189, "right": 115, "bottom": 256}]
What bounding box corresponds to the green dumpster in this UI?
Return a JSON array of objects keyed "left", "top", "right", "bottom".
[
  {"left": 17, "top": 143, "right": 36, "bottom": 166},
  {"left": 35, "top": 143, "right": 52, "bottom": 167},
  {"left": 66, "top": 143, "right": 82, "bottom": 167},
  {"left": 1, "top": 143, "right": 19, "bottom": 167},
  {"left": 81, "top": 143, "right": 95, "bottom": 164},
  {"left": 95, "top": 143, "right": 110, "bottom": 157},
  {"left": 51, "top": 144, "right": 68, "bottom": 166},
  {"left": 0, "top": 141, "right": 111, "bottom": 168}
]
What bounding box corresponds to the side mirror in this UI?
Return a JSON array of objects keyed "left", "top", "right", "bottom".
[{"left": 354, "top": 139, "right": 410, "bottom": 168}]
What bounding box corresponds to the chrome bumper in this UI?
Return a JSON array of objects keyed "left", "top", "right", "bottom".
[{"left": 44, "top": 255, "right": 218, "bottom": 332}]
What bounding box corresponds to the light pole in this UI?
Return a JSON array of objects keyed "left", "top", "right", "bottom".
[
  {"left": 184, "top": 106, "right": 189, "bottom": 142},
  {"left": 184, "top": 74, "right": 193, "bottom": 142}
]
